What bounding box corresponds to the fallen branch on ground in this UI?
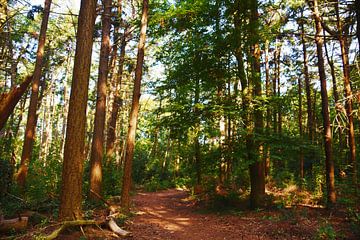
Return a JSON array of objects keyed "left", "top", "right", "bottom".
[
  {"left": 0, "top": 216, "right": 28, "bottom": 232},
  {"left": 43, "top": 220, "right": 101, "bottom": 240},
  {"left": 90, "top": 189, "right": 131, "bottom": 237}
]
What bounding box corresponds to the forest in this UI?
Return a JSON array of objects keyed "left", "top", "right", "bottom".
[{"left": 0, "top": 0, "right": 360, "bottom": 239}]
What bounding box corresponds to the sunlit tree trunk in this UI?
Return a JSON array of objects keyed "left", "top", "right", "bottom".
[
  {"left": 89, "top": 0, "right": 112, "bottom": 199},
  {"left": 307, "top": 0, "right": 336, "bottom": 205},
  {"left": 59, "top": 0, "right": 97, "bottom": 220},
  {"left": 0, "top": 75, "right": 32, "bottom": 131},
  {"left": 121, "top": 0, "right": 149, "bottom": 212},
  {"left": 16, "top": 0, "right": 52, "bottom": 187}
]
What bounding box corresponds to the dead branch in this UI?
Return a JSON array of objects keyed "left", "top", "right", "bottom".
[
  {"left": 43, "top": 220, "right": 101, "bottom": 240},
  {"left": 0, "top": 216, "right": 28, "bottom": 233}
]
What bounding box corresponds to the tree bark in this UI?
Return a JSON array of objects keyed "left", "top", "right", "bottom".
[
  {"left": 89, "top": 0, "right": 112, "bottom": 199},
  {"left": 0, "top": 75, "right": 32, "bottom": 131},
  {"left": 106, "top": 31, "right": 127, "bottom": 159},
  {"left": 16, "top": 0, "right": 52, "bottom": 187},
  {"left": 121, "top": 0, "right": 149, "bottom": 212},
  {"left": 59, "top": 0, "right": 97, "bottom": 220},
  {"left": 298, "top": 76, "right": 304, "bottom": 179},
  {"left": 356, "top": 0, "right": 360, "bottom": 48},
  {"left": 300, "top": 13, "right": 313, "bottom": 141},
  {"left": 334, "top": 1, "right": 357, "bottom": 185},
  {"left": 307, "top": 0, "right": 336, "bottom": 205},
  {"left": 249, "top": 0, "right": 265, "bottom": 209}
]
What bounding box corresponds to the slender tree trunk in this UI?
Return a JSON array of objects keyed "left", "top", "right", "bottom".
[
  {"left": 120, "top": 0, "right": 149, "bottom": 212},
  {"left": 194, "top": 77, "right": 201, "bottom": 185},
  {"left": 264, "top": 40, "right": 271, "bottom": 176},
  {"left": 276, "top": 44, "right": 282, "bottom": 135},
  {"left": 89, "top": 0, "right": 112, "bottom": 199},
  {"left": 16, "top": 0, "right": 52, "bottom": 187},
  {"left": 249, "top": 0, "right": 265, "bottom": 209},
  {"left": 308, "top": 0, "right": 336, "bottom": 205},
  {"left": 272, "top": 41, "right": 278, "bottom": 134},
  {"left": 298, "top": 76, "right": 304, "bottom": 179},
  {"left": 300, "top": 14, "right": 313, "bottom": 141},
  {"left": 59, "top": 0, "right": 97, "bottom": 221},
  {"left": 356, "top": 0, "right": 360, "bottom": 48},
  {"left": 106, "top": 33, "right": 127, "bottom": 159},
  {"left": 334, "top": 2, "right": 357, "bottom": 185},
  {"left": 106, "top": 0, "right": 125, "bottom": 160}
]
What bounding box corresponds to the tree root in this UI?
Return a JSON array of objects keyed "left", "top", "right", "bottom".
[
  {"left": 44, "top": 220, "right": 100, "bottom": 240},
  {"left": 43, "top": 191, "right": 131, "bottom": 239}
]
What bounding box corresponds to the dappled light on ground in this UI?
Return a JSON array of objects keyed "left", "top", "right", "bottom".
[{"left": 125, "top": 189, "right": 358, "bottom": 240}]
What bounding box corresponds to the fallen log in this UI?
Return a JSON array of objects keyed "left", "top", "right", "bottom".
[{"left": 0, "top": 216, "right": 28, "bottom": 233}]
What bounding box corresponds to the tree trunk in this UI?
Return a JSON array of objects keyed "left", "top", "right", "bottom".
[
  {"left": 106, "top": 0, "right": 125, "bottom": 160},
  {"left": 249, "top": 0, "right": 265, "bottom": 209},
  {"left": 16, "top": 0, "right": 52, "bottom": 187},
  {"left": 334, "top": 1, "right": 357, "bottom": 185},
  {"left": 264, "top": 40, "right": 271, "bottom": 176},
  {"left": 356, "top": 0, "right": 360, "bottom": 48},
  {"left": 59, "top": 0, "right": 97, "bottom": 221},
  {"left": 298, "top": 76, "right": 304, "bottom": 179},
  {"left": 276, "top": 44, "right": 282, "bottom": 135},
  {"left": 0, "top": 75, "right": 32, "bottom": 131},
  {"left": 106, "top": 32, "right": 127, "bottom": 159},
  {"left": 120, "top": 0, "right": 149, "bottom": 212},
  {"left": 307, "top": 0, "right": 336, "bottom": 205},
  {"left": 272, "top": 41, "right": 278, "bottom": 134},
  {"left": 300, "top": 13, "right": 313, "bottom": 141},
  {"left": 89, "top": 0, "right": 112, "bottom": 199}
]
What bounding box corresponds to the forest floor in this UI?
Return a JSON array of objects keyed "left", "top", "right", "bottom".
[
  {"left": 124, "top": 189, "right": 358, "bottom": 240},
  {"left": 2, "top": 188, "right": 359, "bottom": 239}
]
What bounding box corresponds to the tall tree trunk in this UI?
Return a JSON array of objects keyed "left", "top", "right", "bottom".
[
  {"left": 120, "top": 0, "right": 149, "bottom": 212},
  {"left": 272, "top": 41, "right": 278, "bottom": 134},
  {"left": 356, "top": 0, "right": 360, "bottom": 48},
  {"left": 300, "top": 13, "right": 313, "bottom": 141},
  {"left": 194, "top": 77, "right": 201, "bottom": 185},
  {"left": 106, "top": 0, "right": 125, "bottom": 160},
  {"left": 89, "top": 0, "right": 112, "bottom": 199},
  {"left": 264, "top": 40, "right": 271, "bottom": 176},
  {"left": 106, "top": 32, "right": 127, "bottom": 159},
  {"left": 298, "top": 76, "right": 304, "bottom": 179},
  {"left": 276, "top": 44, "right": 282, "bottom": 135},
  {"left": 16, "top": 0, "right": 52, "bottom": 187},
  {"left": 59, "top": 0, "right": 97, "bottom": 221},
  {"left": 334, "top": 1, "right": 357, "bottom": 185},
  {"left": 307, "top": 0, "right": 336, "bottom": 205},
  {"left": 249, "top": 0, "right": 265, "bottom": 209}
]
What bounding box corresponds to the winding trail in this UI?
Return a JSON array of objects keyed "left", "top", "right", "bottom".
[{"left": 125, "top": 189, "right": 325, "bottom": 240}]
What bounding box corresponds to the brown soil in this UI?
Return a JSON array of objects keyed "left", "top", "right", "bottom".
[
  {"left": 125, "top": 189, "right": 358, "bottom": 240},
  {"left": 4, "top": 189, "right": 358, "bottom": 239}
]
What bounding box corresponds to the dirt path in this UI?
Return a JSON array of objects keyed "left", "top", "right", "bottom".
[{"left": 125, "top": 189, "right": 356, "bottom": 240}]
